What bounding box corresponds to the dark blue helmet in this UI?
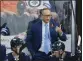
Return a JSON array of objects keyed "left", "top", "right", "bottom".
[
  {"left": 52, "top": 41, "right": 65, "bottom": 51},
  {"left": 10, "top": 37, "right": 23, "bottom": 50},
  {"left": 0, "top": 23, "right": 10, "bottom": 36},
  {"left": 1, "top": 27, "right": 10, "bottom": 36}
]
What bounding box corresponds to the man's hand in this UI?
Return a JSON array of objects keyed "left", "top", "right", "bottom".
[
  {"left": 51, "top": 51, "right": 60, "bottom": 58},
  {"left": 50, "top": 51, "right": 66, "bottom": 60},
  {"left": 61, "top": 52, "right": 66, "bottom": 59},
  {"left": 56, "top": 25, "right": 62, "bottom": 33},
  {"left": 55, "top": 25, "right": 63, "bottom": 36}
]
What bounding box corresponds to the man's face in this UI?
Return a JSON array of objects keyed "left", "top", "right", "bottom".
[
  {"left": 53, "top": 49, "right": 64, "bottom": 58},
  {"left": 42, "top": 9, "right": 51, "bottom": 23},
  {"left": 17, "top": 9, "right": 24, "bottom": 15},
  {"left": 59, "top": 49, "right": 64, "bottom": 55},
  {"left": 13, "top": 45, "right": 22, "bottom": 55}
]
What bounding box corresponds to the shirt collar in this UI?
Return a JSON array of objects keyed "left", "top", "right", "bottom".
[{"left": 42, "top": 21, "right": 49, "bottom": 26}]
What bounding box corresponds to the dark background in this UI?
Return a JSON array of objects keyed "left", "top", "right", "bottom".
[{"left": 76, "top": 0, "right": 82, "bottom": 37}]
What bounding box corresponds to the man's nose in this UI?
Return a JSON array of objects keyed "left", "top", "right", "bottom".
[{"left": 47, "top": 16, "right": 50, "bottom": 19}]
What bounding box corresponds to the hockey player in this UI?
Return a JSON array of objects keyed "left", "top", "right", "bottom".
[
  {"left": 50, "top": 41, "right": 72, "bottom": 61},
  {"left": 7, "top": 37, "right": 30, "bottom": 61}
]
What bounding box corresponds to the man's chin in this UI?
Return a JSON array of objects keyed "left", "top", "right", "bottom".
[{"left": 45, "top": 21, "right": 49, "bottom": 23}]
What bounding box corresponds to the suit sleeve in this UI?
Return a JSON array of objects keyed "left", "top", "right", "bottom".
[
  {"left": 59, "top": 32, "right": 67, "bottom": 41},
  {"left": 52, "top": 20, "right": 67, "bottom": 41},
  {"left": 58, "top": 25, "right": 67, "bottom": 41},
  {"left": 56, "top": 22, "right": 67, "bottom": 41},
  {"left": 25, "top": 22, "right": 35, "bottom": 56}
]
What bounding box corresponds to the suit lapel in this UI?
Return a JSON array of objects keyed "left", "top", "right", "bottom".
[
  {"left": 37, "top": 19, "right": 42, "bottom": 43},
  {"left": 49, "top": 20, "right": 55, "bottom": 41},
  {"left": 49, "top": 20, "right": 52, "bottom": 39},
  {"left": 39, "top": 20, "right": 42, "bottom": 37}
]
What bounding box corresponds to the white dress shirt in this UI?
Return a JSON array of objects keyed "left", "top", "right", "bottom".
[{"left": 39, "top": 21, "right": 51, "bottom": 54}]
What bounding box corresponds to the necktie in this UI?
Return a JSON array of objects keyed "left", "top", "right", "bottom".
[{"left": 43, "top": 24, "right": 51, "bottom": 54}]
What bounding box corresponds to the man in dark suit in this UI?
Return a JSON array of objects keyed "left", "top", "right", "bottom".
[{"left": 25, "top": 8, "right": 67, "bottom": 61}]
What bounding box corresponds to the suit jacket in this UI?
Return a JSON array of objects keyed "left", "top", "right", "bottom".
[{"left": 26, "top": 18, "right": 67, "bottom": 56}]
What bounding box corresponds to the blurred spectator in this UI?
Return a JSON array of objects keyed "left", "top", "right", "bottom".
[
  {"left": 26, "top": 8, "right": 39, "bottom": 19},
  {"left": 63, "top": 2, "right": 71, "bottom": 34},
  {"left": 51, "top": 12, "right": 59, "bottom": 23},
  {"left": 1, "top": 1, "right": 34, "bottom": 35}
]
